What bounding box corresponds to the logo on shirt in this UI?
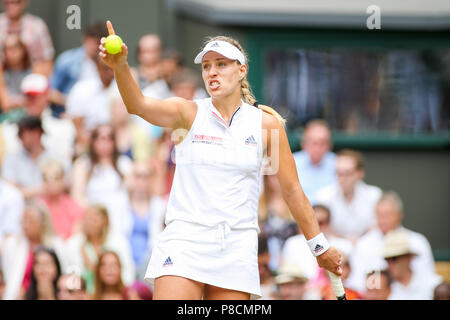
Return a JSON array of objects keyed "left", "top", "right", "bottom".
[
  {"left": 192, "top": 134, "right": 224, "bottom": 146},
  {"left": 245, "top": 135, "right": 257, "bottom": 146},
  {"left": 163, "top": 256, "right": 173, "bottom": 267}
]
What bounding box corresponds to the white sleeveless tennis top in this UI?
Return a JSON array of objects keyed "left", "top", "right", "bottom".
[{"left": 165, "top": 97, "right": 264, "bottom": 231}]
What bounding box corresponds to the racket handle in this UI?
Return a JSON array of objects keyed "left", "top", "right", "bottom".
[{"left": 328, "top": 271, "right": 347, "bottom": 300}]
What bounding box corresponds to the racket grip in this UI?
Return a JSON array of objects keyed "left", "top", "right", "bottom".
[{"left": 328, "top": 271, "right": 347, "bottom": 300}]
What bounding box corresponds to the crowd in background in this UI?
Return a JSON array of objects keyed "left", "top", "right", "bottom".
[{"left": 0, "top": 0, "right": 449, "bottom": 301}]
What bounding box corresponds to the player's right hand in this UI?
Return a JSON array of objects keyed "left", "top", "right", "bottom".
[{"left": 98, "top": 20, "right": 128, "bottom": 70}]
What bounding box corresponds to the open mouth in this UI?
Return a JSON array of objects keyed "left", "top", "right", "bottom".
[{"left": 209, "top": 80, "right": 220, "bottom": 90}]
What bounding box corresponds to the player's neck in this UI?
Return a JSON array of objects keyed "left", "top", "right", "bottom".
[{"left": 211, "top": 93, "right": 242, "bottom": 123}]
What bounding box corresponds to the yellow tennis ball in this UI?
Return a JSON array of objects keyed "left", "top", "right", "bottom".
[{"left": 104, "top": 35, "right": 123, "bottom": 55}]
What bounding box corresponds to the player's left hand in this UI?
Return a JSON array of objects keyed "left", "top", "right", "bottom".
[{"left": 316, "top": 246, "right": 343, "bottom": 276}]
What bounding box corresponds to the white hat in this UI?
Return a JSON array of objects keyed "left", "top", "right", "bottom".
[
  {"left": 194, "top": 40, "right": 245, "bottom": 65},
  {"left": 382, "top": 230, "right": 417, "bottom": 259},
  {"left": 275, "top": 264, "right": 309, "bottom": 285},
  {"left": 21, "top": 73, "right": 49, "bottom": 96}
]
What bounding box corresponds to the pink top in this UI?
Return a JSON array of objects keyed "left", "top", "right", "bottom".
[{"left": 41, "top": 195, "right": 84, "bottom": 240}]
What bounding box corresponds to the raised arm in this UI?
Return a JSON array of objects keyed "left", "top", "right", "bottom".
[
  {"left": 263, "top": 113, "right": 343, "bottom": 275},
  {"left": 99, "top": 21, "right": 196, "bottom": 131}
]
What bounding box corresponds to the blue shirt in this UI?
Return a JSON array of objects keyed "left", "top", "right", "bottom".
[
  {"left": 50, "top": 46, "right": 85, "bottom": 95},
  {"left": 292, "top": 150, "right": 337, "bottom": 204},
  {"left": 129, "top": 210, "right": 151, "bottom": 268}
]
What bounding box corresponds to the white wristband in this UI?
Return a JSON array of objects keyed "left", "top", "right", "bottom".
[{"left": 307, "top": 232, "right": 330, "bottom": 257}]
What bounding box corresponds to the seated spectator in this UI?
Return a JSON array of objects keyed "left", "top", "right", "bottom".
[
  {"left": 0, "top": 176, "right": 24, "bottom": 247},
  {"left": 49, "top": 22, "right": 108, "bottom": 116},
  {"left": 1, "top": 115, "right": 60, "bottom": 199},
  {"left": 321, "top": 254, "right": 362, "bottom": 300},
  {"left": 0, "top": 0, "right": 55, "bottom": 76},
  {"left": 275, "top": 264, "right": 310, "bottom": 300},
  {"left": 169, "top": 67, "right": 206, "bottom": 101},
  {"left": 0, "top": 267, "right": 5, "bottom": 299},
  {"left": 347, "top": 191, "right": 440, "bottom": 293},
  {"left": 23, "top": 246, "right": 62, "bottom": 300},
  {"left": 0, "top": 33, "right": 30, "bottom": 118},
  {"left": 63, "top": 204, "right": 135, "bottom": 294},
  {"left": 92, "top": 251, "right": 126, "bottom": 300},
  {"left": 433, "top": 282, "right": 450, "bottom": 300},
  {"left": 57, "top": 273, "right": 90, "bottom": 300},
  {"left": 126, "top": 161, "right": 166, "bottom": 279},
  {"left": 132, "top": 34, "right": 163, "bottom": 90},
  {"left": 1, "top": 201, "right": 64, "bottom": 300},
  {"left": 1, "top": 73, "right": 76, "bottom": 162},
  {"left": 292, "top": 120, "right": 336, "bottom": 204},
  {"left": 123, "top": 281, "right": 153, "bottom": 300},
  {"left": 315, "top": 149, "right": 382, "bottom": 241},
  {"left": 71, "top": 124, "right": 132, "bottom": 236},
  {"left": 110, "top": 95, "right": 154, "bottom": 161},
  {"left": 257, "top": 234, "right": 277, "bottom": 300},
  {"left": 364, "top": 270, "right": 391, "bottom": 300},
  {"left": 40, "top": 159, "right": 83, "bottom": 241},
  {"left": 65, "top": 55, "right": 117, "bottom": 156},
  {"left": 383, "top": 230, "right": 441, "bottom": 300},
  {"left": 259, "top": 174, "right": 298, "bottom": 272}
]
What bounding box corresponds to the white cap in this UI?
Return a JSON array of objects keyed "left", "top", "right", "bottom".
[
  {"left": 21, "top": 73, "right": 49, "bottom": 96},
  {"left": 194, "top": 40, "right": 245, "bottom": 65}
]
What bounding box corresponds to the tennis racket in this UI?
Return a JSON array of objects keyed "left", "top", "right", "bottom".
[{"left": 328, "top": 271, "right": 347, "bottom": 300}]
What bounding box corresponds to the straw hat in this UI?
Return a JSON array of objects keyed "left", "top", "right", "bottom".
[
  {"left": 382, "top": 230, "right": 417, "bottom": 259},
  {"left": 275, "top": 264, "right": 309, "bottom": 285}
]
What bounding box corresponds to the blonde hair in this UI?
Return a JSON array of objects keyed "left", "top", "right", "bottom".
[{"left": 205, "top": 36, "right": 286, "bottom": 127}]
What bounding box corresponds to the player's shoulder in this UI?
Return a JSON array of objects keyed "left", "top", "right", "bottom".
[{"left": 261, "top": 108, "right": 281, "bottom": 130}]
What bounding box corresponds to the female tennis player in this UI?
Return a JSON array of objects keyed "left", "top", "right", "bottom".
[{"left": 99, "top": 21, "right": 343, "bottom": 300}]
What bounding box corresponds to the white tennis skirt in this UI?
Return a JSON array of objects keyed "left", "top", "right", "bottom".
[{"left": 144, "top": 220, "right": 261, "bottom": 299}]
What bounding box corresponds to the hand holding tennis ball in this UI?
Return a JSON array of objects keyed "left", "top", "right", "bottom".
[{"left": 99, "top": 20, "right": 128, "bottom": 69}]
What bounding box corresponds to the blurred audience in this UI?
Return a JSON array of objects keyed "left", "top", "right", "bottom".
[
  {"left": 257, "top": 234, "right": 277, "bottom": 300},
  {"left": 70, "top": 124, "right": 132, "bottom": 236},
  {"left": 133, "top": 34, "right": 163, "bottom": 90},
  {"left": 433, "top": 282, "right": 450, "bottom": 300},
  {"left": 1, "top": 201, "right": 63, "bottom": 299},
  {"left": 363, "top": 270, "right": 391, "bottom": 300},
  {"left": 292, "top": 120, "right": 336, "bottom": 204},
  {"left": 0, "top": 267, "right": 5, "bottom": 299},
  {"left": 275, "top": 263, "right": 311, "bottom": 300},
  {"left": 57, "top": 273, "right": 90, "bottom": 300},
  {"left": 0, "top": 176, "right": 24, "bottom": 247},
  {"left": 382, "top": 229, "right": 441, "bottom": 300},
  {"left": 92, "top": 250, "right": 126, "bottom": 300},
  {"left": 347, "top": 191, "right": 440, "bottom": 292},
  {"left": 23, "top": 246, "right": 61, "bottom": 300},
  {"left": 40, "top": 159, "right": 83, "bottom": 241},
  {"left": 123, "top": 280, "right": 153, "bottom": 300},
  {"left": 63, "top": 204, "right": 135, "bottom": 294},
  {"left": 315, "top": 149, "right": 382, "bottom": 241},
  {"left": 0, "top": 0, "right": 54, "bottom": 76}
]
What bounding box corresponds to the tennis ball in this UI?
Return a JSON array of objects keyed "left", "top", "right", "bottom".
[{"left": 104, "top": 35, "right": 123, "bottom": 55}]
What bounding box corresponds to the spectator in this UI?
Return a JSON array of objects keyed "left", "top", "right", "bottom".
[
  {"left": 1, "top": 73, "right": 76, "bottom": 162},
  {"left": 257, "top": 234, "right": 277, "bottom": 300},
  {"left": 433, "top": 282, "right": 450, "bottom": 300},
  {"left": 383, "top": 229, "right": 440, "bottom": 300},
  {"left": 126, "top": 161, "right": 166, "bottom": 279},
  {"left": 40, "top": 159, "right": 84, "bottom": 241},
  {"left": 169, "top": 67, "right": 206, "bottom": 101},
  {"left": 23, "top": 246, "right": 61, "bottom": 300},
  {"left": 1, "top": 115, "right": 55, "bottom": 199},
  {"left": 315, "top": 149, "right": 382, "bottom": 240},
  {"left": 123, "top": 281, "right": 153, "bottom": 300},
  {"left": 275, "top": 263, "right": 310, "bottom": 300},
  {"left": 65, "top": 55, "right": 117, "bottom": 156},
  {"left": 57, "top": 273, "right": 90, "bottom": 300},
  {"left": 364, "top": 270, "right": 391, "bottom": 300},
  {"left": 0, "top": 176, "right": 25, "bottom": 247},
  {"left": 0, "top": 267, "right": 5, "bottom": 299},
  {"left": 71, "top": 124, "right": 132, "bottom": 236},
  {"left": 132, "top": 34, "right": 163, "bottom": 90},
  {"left": 1, "top": 201, "right": 64, "bottom": 299},
  {"left": 292, "top": 120, "right": 336, "bottom": 204},
  {"left": 63, "top": 204, "right": 135, "bottom": 294},
  {"left": 321, "top": 254, "right": 362, "bottom": 300},
  {"left": 347, "top": 191, "right": 440, "bottom": 292},
  {"left": 49, "top": 22, "right": 108, "bottom": 115},
  {"left": 110, "top": 95, "right": 154, "bottom": 161},
  {"left": 92, "top": 251, "right": 126, "bottom": 300},
  {"left": 0, "top": 0, "right": 55, "bottom": 76},
  {"left": 0, "top": 33, "right": 30, "bottom": 117},
  {"left": 259, "top": 174, "right": 297, "bottom": 271}
]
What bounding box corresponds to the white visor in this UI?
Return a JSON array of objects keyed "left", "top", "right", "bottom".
[{"left": 194, "top": 40, "right": 246, "bottom": 65}]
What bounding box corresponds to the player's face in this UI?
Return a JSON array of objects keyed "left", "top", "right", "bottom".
[{"left": 201, "top": 51, "right": 246, "bottom": 100}]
